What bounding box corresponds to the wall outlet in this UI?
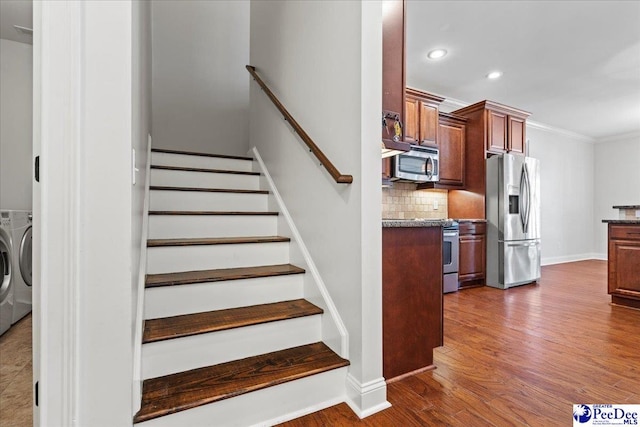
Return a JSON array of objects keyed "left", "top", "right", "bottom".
[
  {"left": 433, "top": 200, "right": 439, "bottom": 210},
  {"left": 636, "top": 210, "right": 640, "bottom": 218}
]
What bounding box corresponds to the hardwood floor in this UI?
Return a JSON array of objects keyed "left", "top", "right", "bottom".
[
  {"left": 279, "top": 260, "right": 640, "bottom": 426},
  {"left": 2, "top": 261, "right": 639, "bottom": 426}
]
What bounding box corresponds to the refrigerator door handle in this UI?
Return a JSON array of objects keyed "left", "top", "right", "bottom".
[
  {"left": 523, "top": 163, "right": 531, "bottom": 234},
  {"left": 519, "top": 166, "right": 526, "bottom": 232}
]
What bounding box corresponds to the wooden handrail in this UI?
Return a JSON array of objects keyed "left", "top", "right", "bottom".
[{"left": 246, "top": 65, "right": 353, "bottom": 184}]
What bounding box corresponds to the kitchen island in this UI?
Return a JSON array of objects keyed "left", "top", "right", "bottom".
[
  {"left": 382, "top": 219, "right": 448, "bottom": 380},
  {"left": 602, "top": 205, "right": 640, "bottom": 310}
]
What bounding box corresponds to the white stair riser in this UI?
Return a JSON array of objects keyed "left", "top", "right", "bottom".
[
  {"left": 150, "top": 168, "right": 260, "bottom": 190},
  {"left": 136, "top": 367, "right": 347, "bottom": 427},
  {"left": 148, "top": 214, "right": 277, "bottom": 239},
  {"left": 150, "top": 190, "right": 268, "bottom": 212},
  {"left": 145, "top": 274, "right": 304, "bottom": 319},
  {"left": 146, "top": 242, "right": 290, "bottom": 274},
  {"left": 142, "top": 316, "right": 321, "bottom": 379},
  {"left": 151, "top": 152, "right": 254, "bottom": 172}
]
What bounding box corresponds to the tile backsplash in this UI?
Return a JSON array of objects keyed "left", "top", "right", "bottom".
[{"left": 382, "top": 182, "right": 448, "bottom": 219}]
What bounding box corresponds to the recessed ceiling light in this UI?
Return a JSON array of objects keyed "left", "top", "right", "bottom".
[
  {"left": 427, "top": 49, "right": 448, "bottom": 60},
  {"left": 487, "top": 71, "right": 503, "bottom": 80}
]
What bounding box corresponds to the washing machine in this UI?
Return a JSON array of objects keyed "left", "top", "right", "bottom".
[
  {"left": 0, "top": 214, "right": 15, "bottom": 336},
  {"left": 0, "top": 210, "right": 33, "bottom": 325}
]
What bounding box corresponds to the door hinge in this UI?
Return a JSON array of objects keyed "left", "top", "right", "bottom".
[
  {"left": 35, "top": 381, "right": 39, "bottom": 406},
  {"left": 35, "top": 156, "right": 40, "bottom": 182}
]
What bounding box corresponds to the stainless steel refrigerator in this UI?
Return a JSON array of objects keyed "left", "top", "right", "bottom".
[{"left": 486, "top": 153, "right": 541, "bottom": 289}]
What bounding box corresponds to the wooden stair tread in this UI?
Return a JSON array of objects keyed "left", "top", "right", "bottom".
[
  {"left": 150, "top": 185, "right": 268, "bottom": 194},
  {"left": 148, "top": 210, "right": 278, "bottom": 216},
  {"left": 143, "top": 299, "right": 323, "bottom": 343},
  {"left": 150, "top": 165, "right": 260, "bottom": 176},
  {"left": 147, "top": 236, "right": 290, "bottom": 247},
  {"left": 133, "top": 342, "right": 348, "bottom": 423},
  {"left": 146, "top": 264, "right": 305, "bottom": 288},
  {"left": 151, "top": 148, "right": 253, "bottom": 161}
]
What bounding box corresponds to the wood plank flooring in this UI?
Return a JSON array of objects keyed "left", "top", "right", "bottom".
[
  {"left": 3, "top": 261, "right": 639, "bottom": 426},
  {"left": 278, "top": 260, "right": 640, "bottom": 426}
]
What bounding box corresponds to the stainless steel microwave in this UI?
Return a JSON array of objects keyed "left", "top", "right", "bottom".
[{"left": 391, "top": 144, "right": 439, "bottom": 182}]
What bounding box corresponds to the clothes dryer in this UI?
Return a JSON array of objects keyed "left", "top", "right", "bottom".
[
  {"left": 0, "top": 211, "right": 32, "bottom": 324},
  {"left": 0, "top": 214, "right": 15, "bottom": 336}
]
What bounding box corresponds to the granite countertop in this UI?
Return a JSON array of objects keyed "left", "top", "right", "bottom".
[
  {"left": 613, "top": 205, "right": 640, "bottom": 209},
  {"left": 455, "top": 218, "right": 487, "bottom": 223},
  {"left": 602, "top": 219, "right": 640, "bottom": 224},
  {"left": 382, "top": 218, "right": 453, "bottom": 228}
]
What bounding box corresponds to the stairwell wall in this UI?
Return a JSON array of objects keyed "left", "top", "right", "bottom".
[
  {"left": 132, "top": 0, "right": 153, "bottom": 411},
  {"left": 151, "top": 0, "right": 250, "bottom": 156},
  {"left": 250, "top": 0, "right": 388, "bottom": 417}
]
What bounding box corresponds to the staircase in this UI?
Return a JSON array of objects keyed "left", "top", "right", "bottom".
[{"left": 134, "top": 148, "right": 349, "bottom": 426}]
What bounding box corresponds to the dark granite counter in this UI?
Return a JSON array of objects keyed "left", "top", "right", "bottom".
[
  {"left": 602, "top": 219, "right": 640, "bottom": 224},
  {"left": 613, "top": 205, "right": 640, "bottom": 209},
  {"left": 382, "top": 219, "right": 452, "bottom": 228}
]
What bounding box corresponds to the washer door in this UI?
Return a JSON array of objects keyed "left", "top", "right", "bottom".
[
  {"left": 0, "top": 235, "right": 11, "bottom": 301},
  {"left": 19, "top": 226, "right": 32, "bottom": 287}
]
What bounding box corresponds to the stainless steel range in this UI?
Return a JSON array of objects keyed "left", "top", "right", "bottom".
[{"left": 443, "top": 221, "right": 459, "bottom": 293}]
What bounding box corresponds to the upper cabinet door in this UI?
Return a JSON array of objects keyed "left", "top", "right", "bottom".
[
  {"left": 487, "top": 110, "right": 507, "bottom": 153},
  {"left": 508, "top": 116, "right": 526, "bottom": 155},
  {"left": 404, "top": 98, "right": 420, "bottom": 143},
  {"left": 437, "top": 115, "right": 465, "bottom": 188},
  {"left": 419, "top": 101, "right": 438, "bottom": 145}
]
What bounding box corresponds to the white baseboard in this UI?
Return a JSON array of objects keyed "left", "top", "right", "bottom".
[
  {"left": 541, "top": 253, "right": 605, "bottom": 266},
  {"left": 345, "top": 374, "right": 391, "bottom": 419}
]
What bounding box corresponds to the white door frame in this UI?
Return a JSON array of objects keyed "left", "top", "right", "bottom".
[
  {"left": 33, "top": 2, "right": 134, "bottom": 425},
  {"left": 33, "top": 2, "right": 84, "bottom": 424}
]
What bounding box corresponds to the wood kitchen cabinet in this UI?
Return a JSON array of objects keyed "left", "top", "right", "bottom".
[
  {"left": 405, "top": 88, "right": 444, "bottom": 145},
  {"left": 448, "top": 100, "right": 530, "bottom": 219},
  {"left": 383, "top": 225, "right": 443, "bottom": 380},
  {"left": 458, "top": 221, "right": 486, "bottom": 289},
  {"left": 436, "top": 113, "right": 466, "bottom": 188},
  {"left": 607, "top": 224, "right": 640, "bottom": 310},
  {"left": 455, "top": 100, "right": 530, "bottom": 156}
]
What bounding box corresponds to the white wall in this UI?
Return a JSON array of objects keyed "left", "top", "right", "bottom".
[
  {"left": 0, "top": 38, "right": 32, "bottom": 210},
  {"left": 151, "top": 0, "right": 250, "bottom": 156},
  {"left": 131, "top": 0, "right": 152, "bottom": 408},
  {"left": 527, "top": 125, "right": 596, "bottom": 265},
  {"left": 593, "top": 132, "right": 640, "bottom": 258},
  {"left": 250, "top": 0, "right": 388, "bottom": 416}
]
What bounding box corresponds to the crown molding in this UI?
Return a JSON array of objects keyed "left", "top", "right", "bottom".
[{"left": 525, "top": 120, "right": 595, "bottom": 143}]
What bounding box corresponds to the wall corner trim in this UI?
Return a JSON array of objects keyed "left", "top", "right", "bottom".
[{"left": 345, "top": 374, "right": 391, "bottom": 419}]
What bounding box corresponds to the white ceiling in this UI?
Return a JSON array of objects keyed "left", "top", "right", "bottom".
[
  {"left": 0, "top": 0, "right": 32, "bottom": 44},
  {"left": 406, "top": 0, "right": 640, "bottom": 140},
  {"left": 2, "top": 0, "right": 638, "bottom": 140}
]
